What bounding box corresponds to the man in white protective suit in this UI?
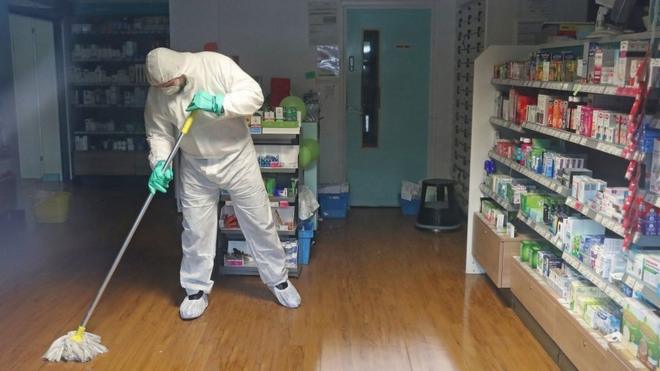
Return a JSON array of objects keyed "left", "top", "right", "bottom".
[{"left": 144, "top": 47, "right": 301, "bottom": 320}]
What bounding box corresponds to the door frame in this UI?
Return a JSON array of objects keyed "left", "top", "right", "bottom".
[
  {"left": 339, "top": 1, "right": 453, "bottom": 185},
  {"left": 8, "top": 9, "right": 71, "bottom": 181}
]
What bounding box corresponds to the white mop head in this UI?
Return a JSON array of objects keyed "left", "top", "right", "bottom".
[{"left": 43, "top": 326, "right": 108, "bottom": 362}]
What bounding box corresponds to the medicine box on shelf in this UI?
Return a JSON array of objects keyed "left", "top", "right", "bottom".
[{"left": 254, "top": 145, "right": 299, "bottom": 169}]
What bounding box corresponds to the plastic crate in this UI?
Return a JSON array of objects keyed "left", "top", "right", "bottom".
[
  {"left": 319, "top": 192, "right": 349, "bottom": 219},
  {"left": 400, "top": 196, "right": 421, "bottom": 216},
  {"left": 298, "top": 229, "right": 314, "bottom": 265}
]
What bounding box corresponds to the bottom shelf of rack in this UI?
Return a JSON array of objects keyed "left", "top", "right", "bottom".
[
  {"left": 219, "top": 264, "right": 301, "bottom": 278},
  {"left": 73, "top": 151, "right": 150, "bottom": 176},
  {"left": 510, "top": 257, "right": 628, "bottom": 371}
]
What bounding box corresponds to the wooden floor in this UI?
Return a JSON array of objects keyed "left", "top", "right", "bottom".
[{"left": 0, "top": 184, "right": 557, "bottom": 370}]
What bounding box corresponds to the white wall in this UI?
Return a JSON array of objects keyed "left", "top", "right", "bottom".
[{"left": 169, "top": 0, "right": 458, "bottom": 184}]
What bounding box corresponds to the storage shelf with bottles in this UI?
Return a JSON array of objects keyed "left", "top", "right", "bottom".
[{"left": 67, "top": 12, "right": 168, "bottom": 177}]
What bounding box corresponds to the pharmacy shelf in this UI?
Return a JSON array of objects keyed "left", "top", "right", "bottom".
[
  {"left": 622, "top": 273, "right": 660, "bottom": 309},
  {"left": 490, "top": 116, "right": 644, "bottom": 161},
  {"left": 71, "top": 58, "right": 146, "bottom": 63},
  {"left": 561, "top": 252, "right": 627, "bottom": 307},
  {"left": 520, "top": 120, "right": 644, "bottom": 161},
  {"left": 518, "top": 210, "right": 630, "bottom": 307},
  {"left": 564, "top": 197, "right": 626, "bottom": 237},
  {"left": 71, "top": 82, "right": 149, "bottom": 87},
  {"left": 220, "top": 227, "right": 297, "bottom": 238},
  {"left": 489, "top": 151, "right": 571, "bottom": 197},
  {"left": 514, "top": 257, "right": 611, "bottom": 350},
  {"left": 479, "top": 183, "right": 518, "bottom": 212},
  {"left": 516, "top": 212, "right": 564, "bottom": 250},
  {"left": 491, "top": 78, "right": 639, "bottom": 97},
  {"left": 632, "top": 232, "right": 660, "bottom": 247},
  {"left": 74, "top": 131, "right": 145, "bottom": 136},
  {"left": 73, "top": 30, "right": 169, "bottom": 36},
  {"left": 489, "top": 116, "right": 524, "bottom": 133},
  {"left": 72, "top": 104, "right": 143, "bottom": 109},
  {"left": 220, "top": 264, "right": 300, "bottom": 278},
  {"left": 608, "top": 342, "right": 648, "bottom": 371},
  {"left": 74, "top": 150, "right": 146, "bottom": 154},
  {"left": 260, "top": 167, "right": 298, "bottom": 174}
]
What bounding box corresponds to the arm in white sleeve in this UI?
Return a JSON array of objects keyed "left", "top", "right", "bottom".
[
  {"left": 145, "top": 91, "right": 175, "bottom": 168},
  {"left": 220, "top": 58, "right": 264, "bottom": 119}
]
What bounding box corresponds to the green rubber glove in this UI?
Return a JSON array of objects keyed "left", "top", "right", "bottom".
[
  {"left": 186, "top": 91, "right": 224, "bottom": 116},
  {"left": 148, "top": 160, "right": 174, "bottom": 194}
]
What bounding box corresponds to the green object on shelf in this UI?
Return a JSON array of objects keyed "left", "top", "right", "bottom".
[
  {"left": 280, "top": 95, "right": 306, "bottom": 120},
  {"left": 299, "top": 138, "right": 320, "bottom": 169},
  {"left": 264, "top": 178, "right": 276, "bottom": 195},
  {"left": 530, "top": 245, "right": 541, "bottom": 269},
  {"left": 261, "top": 120, "right": 299, "bottom": 129},
  {"left": 520, "top": 241, "right": 534, "bottom": 263}
]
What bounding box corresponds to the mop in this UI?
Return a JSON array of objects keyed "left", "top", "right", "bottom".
[{"left": 44, "top": 112, "right": 196, "bottom": 362}]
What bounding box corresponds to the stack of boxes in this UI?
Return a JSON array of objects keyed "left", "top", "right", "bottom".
[{"left": 493, "top": 40, "right": 650, "bottom": 88}]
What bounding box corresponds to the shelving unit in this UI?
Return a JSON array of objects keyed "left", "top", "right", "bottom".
[
  {"left": 478, "top": 183, "right": 518, "bottom": 211},
  {"left": 488, "top": 151, "right": 571, "bottom": 196},
  {"left": 66, "top": 10, "right": 169, "bottom": 177},
  {"left": 564, "top": 197, "right": 626, "bottom": 237},
  {"left": 491, "top": 78, "right": 639, "bottom": 97},
  {"left": 489, "top": 116, "right": 645, "bottom": 161},
  {"left": 219, "top": 122, "right": 307, "bottom": 278},
  {"left": 467, "top": 39, "right": 660, "bottom": 370}
]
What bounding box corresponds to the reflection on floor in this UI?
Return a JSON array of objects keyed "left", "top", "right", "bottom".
[{"left": 0, "top": 184, "right": 557, "bottom": 370}]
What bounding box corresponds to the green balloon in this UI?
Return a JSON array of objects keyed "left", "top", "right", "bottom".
[
  {"left": 299, "top": 138, "right": 319, "bottom": 169},
  {"left": 280, "top": 96, "right": 306, "bottom": 120}
]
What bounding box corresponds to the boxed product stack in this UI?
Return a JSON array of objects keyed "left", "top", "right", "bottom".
[
  {"left": 481, "top": 199, "right": 508, "bottom": 231},
  {"left": 493, "top": 40, "right": 649, "bottom": 87},
  {"left": 590, "top": 187, "right": 628, "bottom": 223},
  {"left": 484, "top": 174, "right": 535, "bottom": 206},
  {"left": 518, "top": 240, "right": 623, "bottom": 337},
  {"left": 622, "top": 301, "right": 660, "bottom": 369},
  {"left": 571, "top": 176, "right": 607, "bottom": 203}
]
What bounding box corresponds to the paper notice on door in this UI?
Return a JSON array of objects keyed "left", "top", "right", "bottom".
[{"left": 309, "top": 1, "right": 338, "bottom": 45}]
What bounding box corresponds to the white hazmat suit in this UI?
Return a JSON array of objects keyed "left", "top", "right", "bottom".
[{"left": 144, "top": 48, "right": 300, "bottom": 316}]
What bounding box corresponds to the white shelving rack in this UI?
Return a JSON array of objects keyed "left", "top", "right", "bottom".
[{"left": 465, "top": 45, "right": 534, "bottom": 274}]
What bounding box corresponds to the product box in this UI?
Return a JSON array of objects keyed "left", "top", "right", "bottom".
[
  {"left": 643, "top": 255, "right": 660, "bottom": 292},
  {"left": 585, "top": 42, "right": 600, "bottom": 83},
  {"left": 593, "top": 305, "right": 622, "bottom": 336},
  {"left": 563, "top": 51, "right": 577, "bottom": 82},
  {"left": 623, "top": 301, "right": 650, "bottom": 355},
  {"left": 549, "top": 52, "right": 563, "bottom": 81},
  {"left": 651, "top": 139, "right": 660, "bottom": 195},
  {"left": 541, "top": 51, "right": 552, "bottom": 81},
  {"left": 593, "top": 48, "right": 617, "bottom": 84},
  {"left": 561, "top": 217, "right": 605, "bottom": 254},
  {"left": 616, "top": 40, "right": 648, "bottom": 87}
]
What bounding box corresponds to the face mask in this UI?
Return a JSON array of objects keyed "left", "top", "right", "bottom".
[{"left": 160, "top": 84, "right": 182, "bottom": 96}]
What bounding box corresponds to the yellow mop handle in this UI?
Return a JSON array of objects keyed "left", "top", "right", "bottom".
[{"left": 181, "top": 113, "right": 195, "bottom": 134}]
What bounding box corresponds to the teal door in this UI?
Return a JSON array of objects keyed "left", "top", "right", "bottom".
[{"left": 346, "top": 8, "right": 430, "bottom": 206}]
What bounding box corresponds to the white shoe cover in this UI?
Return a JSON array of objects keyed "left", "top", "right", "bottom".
[
  {"left": 270, "top": 280, "right": 301, "bottom": 308},
  {"left": 179, "top": 292, "right": 208, "bottom": 320}
]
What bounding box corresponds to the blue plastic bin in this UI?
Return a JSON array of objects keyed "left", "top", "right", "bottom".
[
  {"left": 400, "top": 196, "right": 421, "bottom": 216},
  {"left": 319, "top": 192, "right": 349, "bottom": 219},
  {"left": 298, "top": 229, "right": 314, "bottom": 265}
]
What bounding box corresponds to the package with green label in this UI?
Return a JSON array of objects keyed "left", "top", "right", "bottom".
[
  {"left": 639, "top": 311, "right": 660, "bottom": 370},
  {"left": 569, "top": 279, "right": 603, "bottom": 311},
  {"left": 623, "top": 301, "right": 653, "bottom": 356},
  {"left": 519, "top": 241, "right": 535, "bottom": 263}
]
